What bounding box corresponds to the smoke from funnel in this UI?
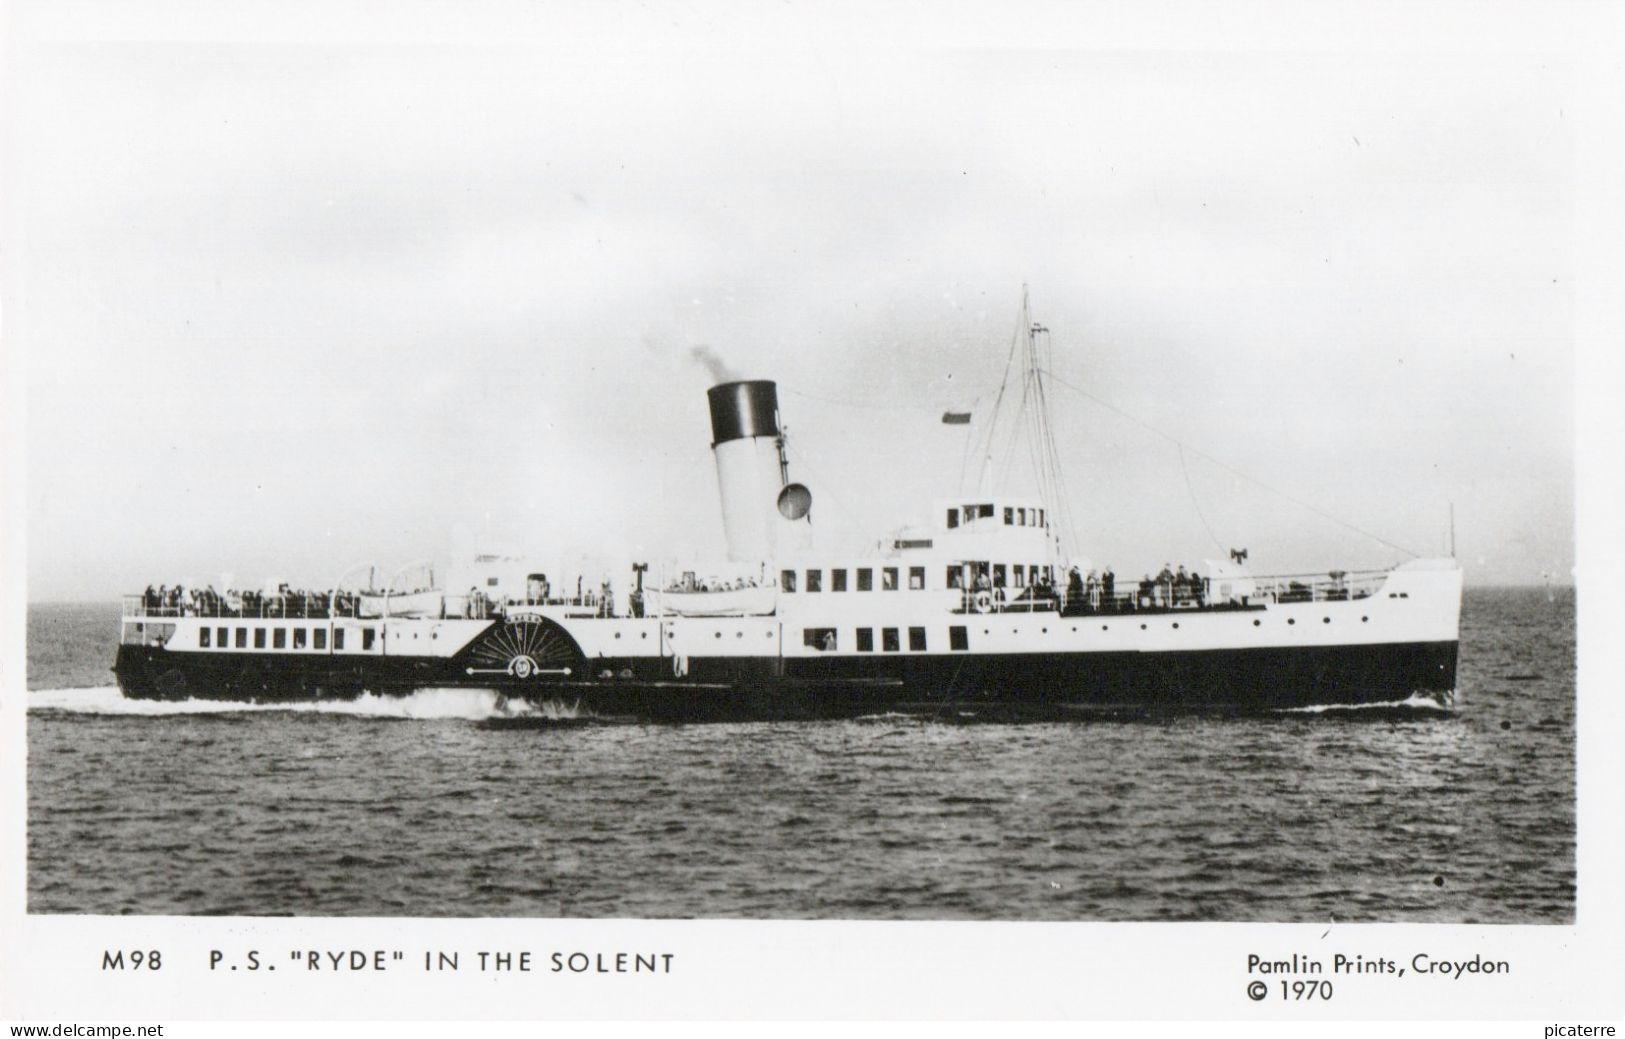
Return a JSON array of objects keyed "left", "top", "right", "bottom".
[{"left": 689, "top": 345, "right": 738, "bottom": 383}]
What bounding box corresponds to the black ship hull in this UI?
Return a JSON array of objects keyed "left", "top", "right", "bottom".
[{"left": 113, "top": 640, "right": 1459, "bottom": 721}]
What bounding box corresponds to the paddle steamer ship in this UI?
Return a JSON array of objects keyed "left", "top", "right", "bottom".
[{"left": 114, "top": 301, "right": 1461, "bottom": 719}]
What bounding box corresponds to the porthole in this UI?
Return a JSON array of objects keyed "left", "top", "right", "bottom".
[
  {"left": 1253, "top": 619, "right": 1261, "bottom": 627},
  {"left": 736, "top": 631, "right": 743, "bottom": 638},
  {"left": 1172, "top": 622, "right": 1179, "bottom": 630},
  {"left": 615, "top": 632, "right": 622, "bottom": 639},
  {"left": 1361, "top": 616, "right": 1369, "bottom": 623},
  {"left": 714, "top": 632, "right": 722, "bottom": 639},
  {"left": 1323, "top": 617, "right": 1331, "bottom": 624},
  {"left": 1042, "top": 627, "right": 1048, "bottom": 634},
  {"left": 641, "top": 632, "right": 649, "bottom": 639},
  {"left": 1287, "top": 618, "right": 1296, "bottom": 625},
  {"left": 1101, "top": 625, "right": 1109, "bottom": 631},
  {"left": 1139, "top": 623, "right": 1147, "bottom": 630}
]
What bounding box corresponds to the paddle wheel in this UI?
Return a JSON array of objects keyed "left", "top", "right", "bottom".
[{"left": 462, "top": 615, "right": 585, "bottom": 679}]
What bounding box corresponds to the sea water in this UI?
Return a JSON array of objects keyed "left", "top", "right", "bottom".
[{"left": 24, "top": 588, "right": 1574, "bottom": 920}]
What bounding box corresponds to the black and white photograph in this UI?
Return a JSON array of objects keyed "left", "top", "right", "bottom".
[{"left": 3, "top": 0, "right": 1622, "bottom": 1026}]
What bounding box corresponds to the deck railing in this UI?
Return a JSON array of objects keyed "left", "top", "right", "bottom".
[
  {"left": 122, "top": 588, "right": 640, "bottom": 623},
  {"left": 1243, "top": 569, "right": 1388, "bottom": 604},
  {"left": 954, "top": 568, "right": 1389, "bottom": 615},
  {"left": 123, "top": 593, "right": 364, "bottom": 620},
  {"left": 124, "top": 566, "right": 1391, "bottom": 626}
]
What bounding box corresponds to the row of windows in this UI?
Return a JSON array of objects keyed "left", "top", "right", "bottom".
[
  {"left": 781, "top": 564, "right": 1051, "bottom": 593},
  {"left": 198, "top": 625, "right": 376, "bottom": 651},
  {"left": 802, "top": 625, "right": 971, "bottom": 652},
  {"left": 782, "top": 566, "right": 927, "bottom": 593},
  {"left": 957, "top": 563, "right": 1048, "bottom": 588},
  {"left": 945, "top": 504, "right": 1046, "bottom": 529}
]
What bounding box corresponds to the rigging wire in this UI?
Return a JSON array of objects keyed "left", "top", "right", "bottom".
[
  {"left": 781, "top": 386, "right": 961, "bottom": 413},
  {"left": 964, "top": 291, "right": 1084, "bottom": 562},
  {"left": 1032, "top": 325, "right": 1082, "bottom": 559},
  {"left": 784, "top": 296, "right": 1416, "bottom": 564},
  {"left": 1178, "top": 443, "right": 1229, "bottom": 556},
  {"left": 998, "top": 380, "right": 1031, "bottom": 496},
  {"left": 1038, "top": 366, "right": 1422, "bottom": 559},
  {"left": 965, "top": 307, "right": 1026, "bottom": 497},
  {"left": 781, "top": 439, "right": 882, "bottom": 550},
  {"left": 955, "top": 419, "right": 978, "bottom": 498},
  {"left": 781, "top": 386, "right": 991, "bottom": 502}
]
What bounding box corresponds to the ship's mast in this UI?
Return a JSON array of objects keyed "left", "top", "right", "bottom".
[{"left": 970, "top": 285, "right": 1078, "bottom": 564}]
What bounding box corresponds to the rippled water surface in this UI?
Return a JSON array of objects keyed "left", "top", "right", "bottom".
[{"left": 26, "top": 589, "right": 1574, "bottom": 920}]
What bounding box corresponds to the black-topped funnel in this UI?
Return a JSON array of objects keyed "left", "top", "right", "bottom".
[{"left": 707, "top": 381, "right": 781, "bottom": 446}]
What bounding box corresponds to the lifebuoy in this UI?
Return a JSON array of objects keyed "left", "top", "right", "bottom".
[
  {"left": 510, "top": 656, "right": 535, "bottom": 679},
  {"left": 973, "top": 590, "right": 993, "bottom": 613}
]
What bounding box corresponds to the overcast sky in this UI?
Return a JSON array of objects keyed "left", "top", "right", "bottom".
[{"left": 8, "top": 2, "right": 1585, "bottom": 600}]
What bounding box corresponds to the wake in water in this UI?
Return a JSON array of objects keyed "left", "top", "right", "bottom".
[
  {"left": 1276, "top": 693, "right": 1456, "bottom": 718},
  {"left": 25, "top": 686, "right": 566, "bottom": 721},
  {"left": 31, "top": 686, "right": 1457, "bottom": 724}
]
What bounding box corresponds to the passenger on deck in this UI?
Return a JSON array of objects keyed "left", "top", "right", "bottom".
[
  {"left": 1038, "top": 570, "right": 1055, "bottom": 607},
  {"left": 1139, "top": 575, "right": 1154, "bottom": 609},
  {"left": 1066, "top": 567, "right": 1083, "bottom": 610},
  {"left": 1156, "top": 564, "right": 1174, "bottom": 607},
  {"left": 1102, "top": 568, "right": 1115, "bottom": 609},
  {"left": 1174, "top": 565, "right": 1189, "bottom": 605}
]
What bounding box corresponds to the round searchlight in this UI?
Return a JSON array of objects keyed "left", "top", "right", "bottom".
[{"left": 777, "top": 483, "right": 812, "bottom": 521}]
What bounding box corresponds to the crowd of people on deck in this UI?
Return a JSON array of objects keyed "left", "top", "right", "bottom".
[
  {"left": 139, "top": 583, "right": 361, "bottom": 618},
  {"left": 1057, "top": 563, "right": 1207, "bottom": 614},
  {"left": 666, "top": 575, "right": 763, "bottom": 593},
  {"left": 482, "top": 572, "right": 644, "bottom": 618},
  {"left": 957, "top": 567, "right": 1061, "bottom": 610},
  {"left": 142, "top": 559, "right": 1216, "bottom": 623},
  {"left": 947, "top": 561, "right": 1213, "bottom": 615}
]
